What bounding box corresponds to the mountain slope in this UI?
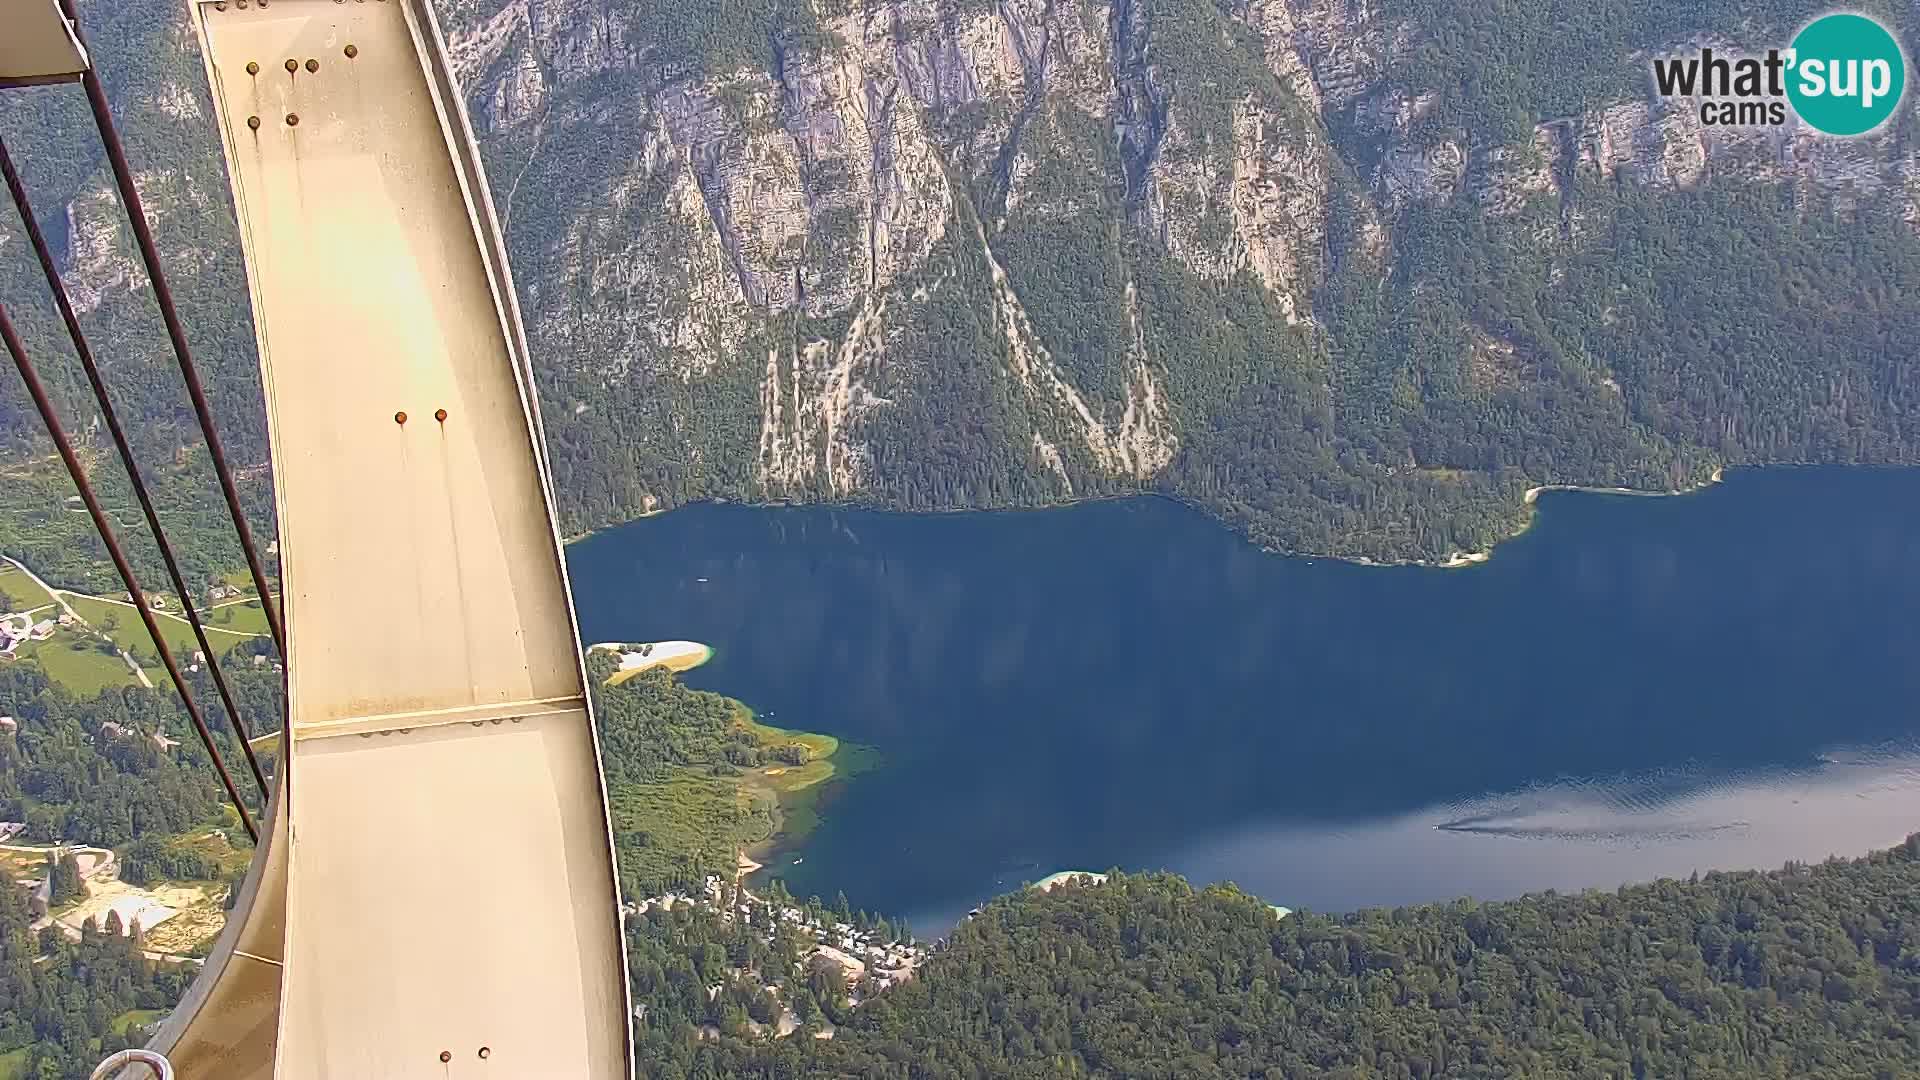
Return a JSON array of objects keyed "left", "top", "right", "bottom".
[{"left": 3, "top": 0, "right": 1920, "bottom": 572}]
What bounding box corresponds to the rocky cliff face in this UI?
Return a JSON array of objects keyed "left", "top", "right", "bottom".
[
  {"left": 5, "top": 0, "right": 1919, "bottom": 561},
  {"left": 435, "top": 0, "right": 1920, "bottom": 515}
]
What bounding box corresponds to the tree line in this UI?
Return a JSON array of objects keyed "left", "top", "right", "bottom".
[{"left": 638, "top": 839, "right": 1920, "bottom": 1078}]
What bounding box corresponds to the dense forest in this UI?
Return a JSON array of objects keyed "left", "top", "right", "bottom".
[
  {"left": 0, "top": 661, "right": 263, "bottom": 1077},
  {"left": 631, "top": 843, "right": 1920, "bottom": 1078},
  {"left": 0, "top": 863, "right": 195, "bottom": 1080},
  {"left": 0, "top": 664, "right": 266, "bottom": 847}
]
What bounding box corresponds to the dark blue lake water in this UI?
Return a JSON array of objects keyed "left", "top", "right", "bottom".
[{"left": 567, "top": 468, "right": 1920, "bottom": 931}]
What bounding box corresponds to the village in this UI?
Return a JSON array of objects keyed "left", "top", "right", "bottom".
[{"left": 632, "top": 866, "right": 928, "bottom": 1040}]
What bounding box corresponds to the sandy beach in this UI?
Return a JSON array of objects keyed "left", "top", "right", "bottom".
[
  {"left": 1435, "top": 466, "right": 1727, "bottom": 570},
  {"left": 589, "top": 640, "right": 714, "bottom": 684},
  {"left": 1524, "top": 466, "right": 1725, "bottom": 506},
  {"left": 1032, "top": 870, "right": 1109, "bottom": 892}
]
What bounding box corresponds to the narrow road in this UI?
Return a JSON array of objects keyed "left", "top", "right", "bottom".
[
  {"left": 64, "top": 591, "right": 263, "bottom": 636},
  {"left": 3, "top": 555, "right": 154, "bottom": 688}
]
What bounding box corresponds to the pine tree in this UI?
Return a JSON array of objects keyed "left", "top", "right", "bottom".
[{"left": 48, "top": 854, "right": 83, "bottom": 906}]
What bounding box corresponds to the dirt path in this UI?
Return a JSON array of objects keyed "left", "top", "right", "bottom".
[{"left": 2, "top": 556, "right": 153, "bottom": 688}]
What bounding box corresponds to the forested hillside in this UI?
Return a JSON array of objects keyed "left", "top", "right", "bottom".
[
  {"left": 0, "top": 665, "right": 262, "bottom": 1077},
  {"left": 0, "top": 665, "right": 266, "bottom": 846},
  {"left": 0, "top": 867, "right": 195, "bottom": 1080},
  {"left": 4, "top": 0, "right": 1920, "bottom": 576},
  {"left": 634, "top": 842, "right": 1920, "bottom": 1079}
]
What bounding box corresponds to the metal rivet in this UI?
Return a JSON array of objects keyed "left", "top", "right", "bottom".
[
  {"left": 305, "top": 59, "right": 318, "bottom": 73},
  {"left": 213, "top": 1, "right": 226, "bottom": 9},
  {"left": 478, "top": 1047, "right": 490, "bottom": 1059},
  {"left": 235, "top": 1, "right": 247, "bottom": 9},
  {"left": 344, "top": 44, "right": 358, "bottom": 58},
  {"left": 285, "top": 113, "right": 299, "bottom": 126},
  {"left": 247, "top": 116, "right": 261, "bottom": 130},
  {"left": 439, "top": 1051, "right": 451, "bottom": 1063},
  {"left": 394, "top": 411, "right": 408, "bottom": 425},
  {"left": 434, "top": 408, "right": 447, "bottom": 422},
  {"left": 246, "top": 61, "right": 259, "bottom": 75},
  {"left": 285, "top": 58, "right": 298, "bottom": 72}
]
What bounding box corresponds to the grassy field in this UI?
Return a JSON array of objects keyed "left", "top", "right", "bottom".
[
  {"left": 0, "top": 581, "right": 267, "bottom": 696},
  {"left": 0, "top": 848, "right": 49, "bottom": 879},
  {"left": 2, "top": 564, "right": 155, "bottom": 693},
  {"left": 170, "top": 827, "right": 255, "bottom": 880},
  {"left": 0, "top": 1046, "right": 25, "bottom": 1080},
  {"left": 204, "top": 597, "right": 272, "bottom": 635},
  {"left": 114, "top": 1009, "right": 166, "bottom": 1036},
  {"left": 0, "top": 565, "right": 54, "bottom": 613},
  {"left": 610, "top": 771, "right": 772, "bottom": 891},
  {"left": 61, "top": 593, "right": 260, "bottom": 659},
  {"left": 607, "top": 695, "right": 877, "bottom": 895},
  {"left": 12, "top": 634, "right": 140, "bottom": 696}
]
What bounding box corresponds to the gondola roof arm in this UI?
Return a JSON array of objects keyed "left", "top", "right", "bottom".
[{"left": 0, "top": 0, "right": 88, "bottom": 87}]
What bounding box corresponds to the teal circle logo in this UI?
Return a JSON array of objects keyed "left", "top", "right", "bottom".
[{"left": 1787, "top": 13, "right": 1908, "bottom": 136}]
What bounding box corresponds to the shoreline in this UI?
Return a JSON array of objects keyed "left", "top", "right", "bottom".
[
  {"left": 1352, "top": 465, "right": 1727, "bottom": 572},
  {"left": 551, "top": 467, "right": 1731, "bottom": 574},
  {"left": 734, "top": 704, "right": 877, "bottom": 876},
  {"left": 1524, "top": 465, "right": 1725, "bottom": 507}
]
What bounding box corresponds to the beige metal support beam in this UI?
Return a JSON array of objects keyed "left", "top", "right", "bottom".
[
  {"left": 147, "top": 0, "right": 634, "bottom": 1074},
  {"left": 0, "top": 0, "right": 88, "bottom": 87}
]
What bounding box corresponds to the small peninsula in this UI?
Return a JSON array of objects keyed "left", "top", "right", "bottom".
[
  {"left": 586, "top": 651, "right": 868, "bottom": 898},
  {"left": 587, "top": 639, "right": 714, "bottom": 684}
]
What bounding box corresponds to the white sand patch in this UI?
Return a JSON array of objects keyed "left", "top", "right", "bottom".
[
  {"left": 1032, "top": 870, "right": 1108, "bottom": 892},
  {"left": 58, "top": 878, "right": 196, "bottom": 935},
  {"left": 588, "top": 640, "right": 714, "bottom": 684}
]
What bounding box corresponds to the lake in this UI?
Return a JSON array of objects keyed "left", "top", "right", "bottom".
[{"left": 566, "top": 467, "right": 1920, "bottom": 931}]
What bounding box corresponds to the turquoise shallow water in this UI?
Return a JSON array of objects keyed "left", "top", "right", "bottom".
[{"left": 568, "top": 467, "right": 1920, "bottom": 931}]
